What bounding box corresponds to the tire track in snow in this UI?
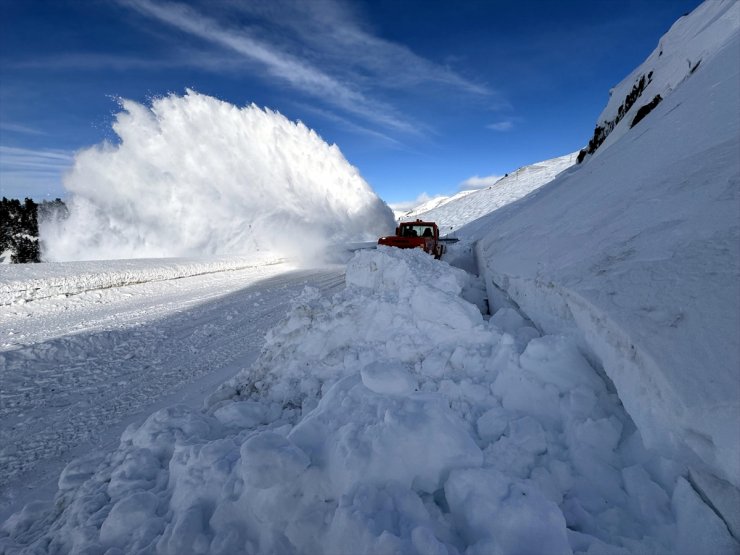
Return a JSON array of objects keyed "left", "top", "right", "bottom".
[{"left": 0, "top": 267, "right": 344, "bottom": 518}]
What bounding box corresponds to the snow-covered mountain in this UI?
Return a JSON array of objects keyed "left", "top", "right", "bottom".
[
  {"left": 405, "top": 151, "right": 577, "bottom": 232},
  {"left": 393, "top": 189, "right": 477, "bottom": 222}
]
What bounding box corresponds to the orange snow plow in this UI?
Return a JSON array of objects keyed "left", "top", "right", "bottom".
[{"left": 378, "top": 219, "right": 447, "bottom": 259}]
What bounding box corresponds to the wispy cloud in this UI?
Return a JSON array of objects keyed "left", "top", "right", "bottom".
[
  {"left": 487, "top": 121, "right": 514, "bottom": 132},
  {"left": 389, "top": 192, "right": 438, "bottom": 212},
  {"left": 120, "top": 0, "right": 420, "bottom": 134},
  {"left": 292, "top": 103, "right": 404, "bottom": 148},
  {"left": 8, "top": 51, "right": 247, "bottom": 73},
  {"left": 459, "top": 173, "right": 504, "bottom": 190},
  {"left": 0, "top": 122, "right": 48, "bottom": 136},
  {"left": 0, "top": 146, "right": 73, "bottom": 198},
  {"left": 233, "top": 0, "right": 491, "bottom": 96}
]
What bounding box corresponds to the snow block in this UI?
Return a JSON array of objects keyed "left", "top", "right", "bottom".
[
  {"left": 445, "top": 467, "right": 572, "bottom": 555},
  {"left": 288, "top": 375, "right": 483, "bottom": 496}
]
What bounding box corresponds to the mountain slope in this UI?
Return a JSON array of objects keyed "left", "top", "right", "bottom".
[{"left": 411, "top": 152, "right": 577, "bottom": 232}]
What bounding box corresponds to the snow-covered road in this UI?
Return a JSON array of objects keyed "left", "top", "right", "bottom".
[{"left": 0, "top": 263, "right": 345, "bottom": 521}]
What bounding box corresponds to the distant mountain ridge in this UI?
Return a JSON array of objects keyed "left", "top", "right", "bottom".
[{"left": 402, "top": 152, "right": 577, "bottom": 233}]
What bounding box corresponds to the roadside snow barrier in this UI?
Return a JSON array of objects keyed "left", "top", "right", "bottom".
[
  {"left": 3, "top": 247, "right": 735, "bottom": 554},
  {"left": 0, "top": 255, "right": 285, "bottom": 305}
]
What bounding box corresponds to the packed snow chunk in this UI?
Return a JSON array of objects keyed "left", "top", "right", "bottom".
[
  {"left": 360, "top": 361, "right": 417, "bottom": 396},
  {"left": 520, "top": 335, "right": 605, "bottom": 394},
  {"left": 445, "top": 467, "right": 571, "bottom": 555},
  {"left": 325, "top": 485, "right": 445, "bottom": 555},
  {"left": 491, "top": 361, "right": 561, "bottom": 423},
  {"left": 346, "top": 246, "right": 468, "bottom": 297},
  {"left": 490, "top": 307, "right": 529, "bottom": 335},
  {"left": 476, "top": 405, "right": 509, "bottom": 444},
  {"left": 508, "top": 416, "right": 548, "bottom": 456},
  {"left": 122, "top": 404, "right": 223, "bottom": 462},
  {"left": 41, "top": 90, "right": 394, "bottom": 262},
  {"left": 240, "top": 432, "right": 310, "bottom": 489},
  {"left": 57, "top": 451, "right": 107, "bottom": 492},
  {"left": 213, "top": 400, "right": 271, "bottom": 429},
  {"left": 410, "top": 285, "right": 483, "bottom": 331},
  {"left": 99, "top": 491, "right": 163, "bottom": 549},
  {"left": 168, "top": 439, "right": 238, "bottom": 510},
  {"left": 672, "top": 477, "right": 739, "bottom": 555},
  {"left": 573, "top": 416, "right": 623, "bottom": 455},
  {"left": 158, "top": 505, "right": 211, "bottom": 555},
  {"left": 288, "top": 375, "right": 483, "bottom": 496},
  {"left": 107, "top": 448, "right": 163, "bottom": 501},
  {"left": 621, "top": 465, "right": 672, "bottom": 525}
]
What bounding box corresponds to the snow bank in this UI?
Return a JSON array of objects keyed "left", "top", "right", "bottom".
[
  {"left": 471, "top": 0, "right": 740, "bottom": 496},
  {"left": 0, "top": 254, "right": 285, "bottom": 305},
  {"left": 40, "top": 90, "right": 395, "bottom": 262},
  {"left": 4, "top": 248, "right": 731, "bottom": 554}
]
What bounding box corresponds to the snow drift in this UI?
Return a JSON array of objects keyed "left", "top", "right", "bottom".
[
  {"left": 464, "top": 0, "right": 739, "bottom": 507},
  {"left": 6, "top": 247, "right": 734, "bottom": 554},
  {"left": 40, "top": 90, "right": 395, "bottom": 262}
]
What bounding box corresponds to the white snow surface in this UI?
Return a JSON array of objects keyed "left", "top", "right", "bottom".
[
  {"left": 2, "top": 2, "right": 738, "bottom": 552},
  {"left": 457, "top": 0, "right": 740, "bottom": 493},
  {"left": 0, "top": 254, "right": 283, "bottom": 305},
  {"left": 5, "top": 246, "right": 734, "bottom": 554},
  {"left": 394, "top": 189, "right": 476, "bottom": 222},
  {"left": 410, "top": 152, "right": 577, "bottom": 233},
  {"left": 40, "top": 90, "right": 395, "bottom": 262},
  {"left": 0, "top": 257, "right": 345, "bottom": 524}
]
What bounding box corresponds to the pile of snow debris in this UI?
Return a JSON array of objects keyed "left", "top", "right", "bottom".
[{"left": 3, "top": 247, "right": 735, "bottom": 554}]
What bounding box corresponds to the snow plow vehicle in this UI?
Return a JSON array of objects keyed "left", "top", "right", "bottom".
[{"left": 378, "top": 219, "right": 446, "bottom": 259}]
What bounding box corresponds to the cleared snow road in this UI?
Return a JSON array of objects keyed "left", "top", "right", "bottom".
[{"left": 0, "top": 263, "right": 344, "bottom": 520}]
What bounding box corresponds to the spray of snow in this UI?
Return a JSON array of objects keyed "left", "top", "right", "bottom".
[{"left": 40, "top": 90, "right": 395, "bottom": 262}]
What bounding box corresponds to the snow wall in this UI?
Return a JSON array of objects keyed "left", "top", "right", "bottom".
[
  {"left": 470, "top": 0, "right": 739, "bottom": 498},
  {"left": 40, "top": 90, "right": 395, "bottom": 262}
]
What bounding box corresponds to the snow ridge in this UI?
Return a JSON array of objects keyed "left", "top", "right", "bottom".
[
  {"left": 0, "top": 255, "right": 285, "bottom": 305},
  {"left": 410, "top": 152, "right": 577, "bottom": 232}
]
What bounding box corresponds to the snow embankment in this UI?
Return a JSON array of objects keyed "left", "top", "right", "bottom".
[
  {"left": 40, "top": 90, "right": 395, "bottom": 262},
  {"left": 0, "top": 255, "right": 285, "bottom": 305},
  {"left": 412, "top": 152, "right": 577, "bottom": 233},
  {"left": 473, "top": 0, "right": 739, "bottom": 495},
  {"left": 5, "top": 247, "right": 733, "bottom": 554}
]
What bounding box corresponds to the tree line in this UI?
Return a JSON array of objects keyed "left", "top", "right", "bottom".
[{"left": 1, "top": 197, "right": 68, "bottom": 263}]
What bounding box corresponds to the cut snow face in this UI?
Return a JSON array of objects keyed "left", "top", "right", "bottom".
[
  {"left": 40, "top": 90, "right": 395, "bottom": 262},
  {"left": 466, "top": 0, "right": 740, "bottom": 510},
  {"left": 4, "top": 248, "right": 735, "bottom": 554}
]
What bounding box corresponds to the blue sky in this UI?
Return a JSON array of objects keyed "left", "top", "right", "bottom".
[{"left": 0, "top": 0, "right": 701, "bottom": 205}]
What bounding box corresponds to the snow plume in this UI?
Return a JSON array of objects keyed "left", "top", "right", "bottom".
[{"left": 40, "top": 90, "right": 395, "bottom": 262}]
